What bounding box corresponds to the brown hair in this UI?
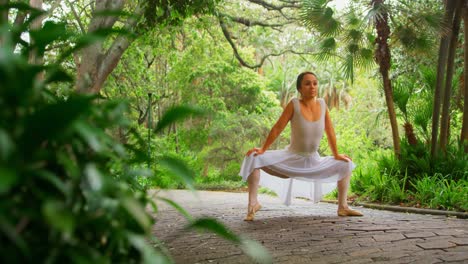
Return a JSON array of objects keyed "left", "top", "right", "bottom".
[{"left": 296, "top": 71, "right": 317, "bottom": 91}]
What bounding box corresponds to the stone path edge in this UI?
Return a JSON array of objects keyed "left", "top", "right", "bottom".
[{"left": 321, "top": 199, "right": 468, "bottom": 219}]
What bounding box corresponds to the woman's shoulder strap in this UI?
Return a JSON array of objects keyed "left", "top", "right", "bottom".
[
  {"left": 319, "top": 98, "right": 327, "bottom": 117},
  {"left": 289, "top": 98, "right": 300, "bottom": 115}
]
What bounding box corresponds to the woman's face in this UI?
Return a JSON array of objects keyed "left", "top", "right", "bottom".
[{"left": 299, "top": 74, "right": 318, "bottom": 99}]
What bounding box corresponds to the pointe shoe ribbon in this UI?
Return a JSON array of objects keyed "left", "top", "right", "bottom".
[
  {"left": 244, "top": 203, "right": 262, "bottom": 221},
  {"left": 338, "top": 208, "right": 363, "bottom": 217}
]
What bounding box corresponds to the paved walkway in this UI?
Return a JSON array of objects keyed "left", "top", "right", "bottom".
[{"left": 151, "top": 190, "right": 468, "bottom": 264}]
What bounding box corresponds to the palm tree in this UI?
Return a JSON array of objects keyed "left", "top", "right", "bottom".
[
  {"left": 372, "top": 0, "right": 400, "bottom": 157},
  {"left": 300, "top": 0, "right": 444, "bottom": 158},
  {"left": 462, "top": 5, "right": 468, "bottom": 153},
  {"left": 439, "top": 0, "right": 463, "bottom": 153}
]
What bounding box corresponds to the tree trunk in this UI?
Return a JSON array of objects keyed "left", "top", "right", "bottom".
[
  {"left": 28, "top": 0, "right": 43, "bottom": 65},
  {"left": 462, "top": 4, "right": 468, "bottom": 153},
  {"left": 373, "top": 0, "right": 400, "bottom": 158},
  {"left": 75, "top": 0, "right": 142, "bottom": 94},
  {"left": 440, "top": 0, "right": 463, "bottom": 152},
  {"left": 431, "top": 0, "right": 456, "bottom": 157},
  {"left": 174, "top": 122, "right": 179, "bottom": 154},
  {"left": 458, "top": 69, "right": 464, "bottom": 110}
]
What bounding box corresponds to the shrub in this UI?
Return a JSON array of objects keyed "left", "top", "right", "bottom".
[
  {"left": 0, "top": 22, "right": 159, "bottom": 263},
  {"left": 0, "top": 6, "right": 271, "bottom": 263}
]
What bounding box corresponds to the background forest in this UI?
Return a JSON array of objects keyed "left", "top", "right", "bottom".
[{"left": 1, "top": 0, "right": 467, "bottom": 263}]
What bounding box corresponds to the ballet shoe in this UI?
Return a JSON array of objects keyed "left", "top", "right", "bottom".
[
  {"left": 337, "top": 207, "right": 363, "bottom": 217},
  {"left": 244, "top": 203, "right": 262, "bottom": 221}
]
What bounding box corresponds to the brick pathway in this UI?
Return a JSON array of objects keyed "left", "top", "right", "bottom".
[{"left": 151, "top": 190, "right": 468, "bottom": 264}]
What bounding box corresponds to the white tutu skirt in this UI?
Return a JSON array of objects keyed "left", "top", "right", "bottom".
[{"left": 239, "top": 148, "right": 356, "bottom": 206}]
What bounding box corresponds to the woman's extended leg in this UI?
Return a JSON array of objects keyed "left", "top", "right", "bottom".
[
  {"left": 337, "top": 172, "right": 363, "bottom": 216},
  {"left": 248, "top": 169, "right": 260, "bottom": 206},
  {"left": 245, "top": 169, "right": 262, "bottom": 221},
  {"left": 337, "top": 173, "right": 351, "bottom": 209}
]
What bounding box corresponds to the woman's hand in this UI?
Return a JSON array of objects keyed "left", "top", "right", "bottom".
[
  {"left": 246, "top": 148, "right": 266, "bottom": 156},
  {"left": 334, "top": 153, "right": 352, "bottom": 162}
]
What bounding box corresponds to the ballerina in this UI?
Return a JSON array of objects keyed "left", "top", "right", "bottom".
[{"left": 239, "top": 71, "right": 363, "bottom": 221}]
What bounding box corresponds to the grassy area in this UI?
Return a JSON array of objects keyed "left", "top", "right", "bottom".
[
  {"left": 194, "top": 180, "right": 247, "bottom": 192},
  {"left": 193, "top": 178, "right": 467, "bottom": 212},
  {"left": 194, "top": 180, "right": 278, "bottom": 196}
]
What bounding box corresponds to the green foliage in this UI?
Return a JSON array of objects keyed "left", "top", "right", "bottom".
[
  {"left": 0, "top": 5, "right": 272, "bottom": 263},
  {"left": 194, "top": 181, "right": 247, "bottom": 191},
  {"left": 0, "top": 20, "right": 158, "bottom": 263},
  {"left": 410, "top": 174, "right": 468, "bottom": 211},
  {"left": 319, "top": 73, "right": 391, "bottom": 159},
  {"left": 300, "top": 0, "right": 342, "bottom": 37},
  {"left": 142, "top": 0, "right": 220, "bottom": 29},
  {"left": 393, "top": 140, "right": 468, "bottom": 182},
  {"left": 300, "top": 0, "right": 375, "bottom": 83},
  {"left": 351, "top": 144, "right": 468, "bottom": 211}
]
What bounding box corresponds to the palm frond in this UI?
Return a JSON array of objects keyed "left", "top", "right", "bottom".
[
  {"left": 344, "top": 29, "right": 363, "bottom": 44},
  {"left": 320, "top": 37, "right": 337, "bottom": 52},
  {"left": 339, "top": 54, "right": 354, "bottom": 83},
  {"left": 419, "top": 66, "right": 437, "bottom": 91},
  {"left": 411, "top": 34, "right": 433, "bottom": 54},
  {"left": 393, "top": 25, "right": 434, "bottom": 54},
  {"left": 314, "top": 51, "right": 335, "bottom": 62},
  {"left": 393, "top": 25, "right": 415, "bottom": 48},
  {"left": 366, "top": 32, "right": 376, "bottom": 44},
  {"left": 419, "top": 11, "right": 445, "bottom": 33},
  {"left": 365, "top": 1, "right": 390, "bottom": 24},
  {"left": 392, "top": 79, "right": 411, "bottom": 117},
  {"left": 346, "top": 43, "right": 359, "bottom": 54},
  {"left": 300, "top": 0, "right": 342, "bottom": 37},
  {"left": 344, "top": 9, "right": 361, "bottom": 27},
  {"left": 354, "top": 47, "right": 375, "bottom": 71},
  {"left": 411, "top": 99, "right": 433, "bottom": 137}
]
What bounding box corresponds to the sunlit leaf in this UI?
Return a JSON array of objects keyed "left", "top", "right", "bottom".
[
  {"left": 156, "top": 197, "right": 192, "bottom": 221},
  {"left": 154, "top": 105, "right": 205, "bottom": 133},
  {"left": 147, "top": 199, "right": 159, "bottom": 215},
  {"left": 75, "top": 121, "right": 104, "bottom": 152},
  {"left": 159, "top": 156, "right": 195, "bottom": 189},
  {"left": 127, "top": 233, "right": 172, "bottom": 264},
  {"left": 121, "top": 197, "right": 152, "bottom": 230},
  {"left": 42, "top": 200, "right": 75, "bottom": 234},
  {"left": 188, "top": 218, "right": 240, "bottom": 243},
  {"left": 240, "top": 239, "right": 273, "bottom": 264},
  {"left": 85, "top": 164, "right": 104, "bottom": 192}
]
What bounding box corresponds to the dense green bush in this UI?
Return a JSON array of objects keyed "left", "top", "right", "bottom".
[
  {"left": 351, "top": 144, "right": 468, "bottom": 211},
  {"left": 409, "top": 174, "right": 468, "bottom": 211},
  {"left": 0, "top": 17, "right": 163, "bottom": 263},
  {"left": 0, "top": 6, "right": 271, "bottom": 263}
]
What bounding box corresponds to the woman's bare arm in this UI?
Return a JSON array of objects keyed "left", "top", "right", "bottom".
[
  {"left": 246, "top": 100, "right": 294, "bottom": 156},
  {"left": 324, "top": 105, "right": 350, "bottom": 161}
]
